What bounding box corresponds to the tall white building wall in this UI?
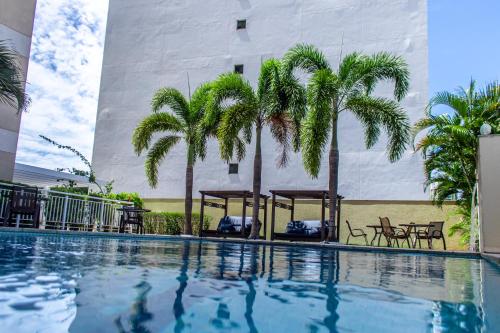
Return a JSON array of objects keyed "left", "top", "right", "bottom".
[
  {"left": 93, "top": 0, "right": 428, "bottom": 200},
  {"left": 0, "top": 0, "right": 37, "bottom": 181}
]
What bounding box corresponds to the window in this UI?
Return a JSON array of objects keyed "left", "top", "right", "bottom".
[
  {"left": 228, "top": 163, "right": 239, "bottom": 174},
  {"left": 234, "top": 64, "right": 244, "bottom": 74},
  {"left": 236, "top": 19, "right": 246, "bottom": 30}
]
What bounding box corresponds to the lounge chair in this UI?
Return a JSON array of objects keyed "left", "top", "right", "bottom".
[
  {"left": 345, "top": 220, "right": 368, "bottom": 245},
  {"left": 286, "top": 220, "right": 324, "bottom": 237},
  {"left": 416, "top": 221, "right": 446, "bottom": 250},
  {"left": 2, "top": 186, "right": 41, "bottom": 228},
  {"left": 217, "top": 216, "right": 260, "bottom": 235},
  {"left": 379, "top": 217, "right": 411, "bottom": 248}
]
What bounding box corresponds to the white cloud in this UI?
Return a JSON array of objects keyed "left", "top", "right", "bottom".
[{"left": 16, "top": 0, "right": 109, "bottom": 171}]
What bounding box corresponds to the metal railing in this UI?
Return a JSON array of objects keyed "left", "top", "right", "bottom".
[{"left": 0, "top": 182, "right": 133, "bottom": 231}]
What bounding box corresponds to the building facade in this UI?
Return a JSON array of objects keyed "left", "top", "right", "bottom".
[
  {"left": 93, "top": 0, "right": 429, "bottom": 201},
  {"left": 0, "top": 0, "right": 37, "bottom": 181}
]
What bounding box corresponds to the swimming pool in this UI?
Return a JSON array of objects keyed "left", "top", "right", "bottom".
[{"left": 0, "top": 232, "right": 498, "bottom": 332}]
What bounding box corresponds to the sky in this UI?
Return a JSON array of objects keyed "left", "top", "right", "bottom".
[{"left": 15, "top": 0, "right": 500, "bottom": 172}]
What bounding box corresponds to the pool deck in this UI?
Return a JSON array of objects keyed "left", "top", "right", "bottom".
[{"left": 1, "top": 226, "right": 488, "bottom": 260}]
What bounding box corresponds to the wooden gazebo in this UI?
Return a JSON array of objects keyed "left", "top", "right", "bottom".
[
  {"left": 269, "top": 190, "right": 343, "bottom": 242},
  {"left": 199, "top": 190, "right": 269, "bottom": 239}
]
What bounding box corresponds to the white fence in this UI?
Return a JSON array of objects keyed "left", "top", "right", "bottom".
[{"left": 0, "top": 182, "right": 133, "bottom": 231}]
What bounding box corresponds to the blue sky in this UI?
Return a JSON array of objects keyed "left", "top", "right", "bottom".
[
  {"left": 429, "top": 0, "right": 500, "bottom": 94},
  {"left": 16, "top": 0, "right": 500, "bottom": 171}
]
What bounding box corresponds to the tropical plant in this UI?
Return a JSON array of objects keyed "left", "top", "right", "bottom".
[
  {"left": 281, "top": 44, "right": 411, "bottom": 241},
  {"left": 0, "top": 40, "right": 30, "bottom": 112},
  {"left": 143, "top": 211, "right": 211, "bottom": 235},
  {"left": 39, "top": 135, "right": 112, "bottom": 194},
  {"left": 413, "top": 80, "right": 499, "bottom": 247},
  {"left": 132, "top": 84, "right": 212, "bottom": 235},
  {"left": 202, "top": 59, "right": 306, "bottom": 239}
]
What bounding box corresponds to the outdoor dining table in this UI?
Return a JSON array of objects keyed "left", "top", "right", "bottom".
[
  {"left": 399, "top": 223, "right": 430, "bottom": 248},
  {"left": 366, "top": 224, "right": 384, "bottom": 246}
]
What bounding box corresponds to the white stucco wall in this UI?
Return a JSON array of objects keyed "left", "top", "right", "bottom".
[
  {"left": 93, "top": 0, "right": 429, "bottom": 200},
  {"left": 478, "top": 135, "right": 500, "bottom": 254},
  {"left": 0, "top": 0, "right": 37, "bottom": 181}
]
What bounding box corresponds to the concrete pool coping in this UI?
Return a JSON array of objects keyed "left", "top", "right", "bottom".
[{"left": 1, "top": 227, "right": 487, "bottom": 261}]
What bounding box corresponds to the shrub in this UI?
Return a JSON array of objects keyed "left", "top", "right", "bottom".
[{"left": 143, "top": 212, "right": 211, "bottom": 235}]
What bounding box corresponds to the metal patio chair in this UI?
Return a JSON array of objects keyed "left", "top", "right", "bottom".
[
  {"left": 416, "top": 221, "right": 446, "bottom": 250},
  {"left": 379, "top": 217, "right": 411, "bottom": 248},
  {"left": 119, "top": 206, "right": 149, "bottom": 234},
  {"left": 2, "top": 186, "right": 41, "bottom": 228},
  {"left": 345, "top": 220, "right": 368, "bottom": 245}
]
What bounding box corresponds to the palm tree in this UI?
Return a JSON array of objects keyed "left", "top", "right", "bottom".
[
  {"left": 202, "top": 59, "right": 305, "bottom": 239},
  {"left": 132, "top": 84, "right": 212, "bottom": 234},
  {"left": 281, "top": 44, "right": 411, "bottom": 241},
  {"left": 413, "top": 80, "right": 499, "bottom": 247},
  {"left": 0, "top": 40, "right": 29, "bottom": 112}
]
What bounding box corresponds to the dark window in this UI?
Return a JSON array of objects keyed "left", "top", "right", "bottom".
[
  {"left": 228, "top": 163, "right": 239, "bottom": 174},
  {"left": 234, "top": 64, "right": 244, "bottom": 74},
  {"left": 236, "top": 19, "right": 246, "bottom": 30}
]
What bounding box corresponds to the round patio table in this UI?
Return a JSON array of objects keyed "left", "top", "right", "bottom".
[
  {"left": 366, "top": 224, "right": 385, "bottom": 246},
  {"left": 399, "top": 223, "right": 429, "bottom": 248}
]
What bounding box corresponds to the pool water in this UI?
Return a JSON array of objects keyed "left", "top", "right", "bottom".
[{"left": 0, "top": 232, "right": 498, "bottom": 333}]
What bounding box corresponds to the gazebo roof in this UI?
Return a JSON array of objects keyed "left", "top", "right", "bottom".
[
  {"left": 199, "top": 190, "right": 269, "bottom": 199},
  {"left": 269, "top": 189, "right": 343, "bottom": 200}
]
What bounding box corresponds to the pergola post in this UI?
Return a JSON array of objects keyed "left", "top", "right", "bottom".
[
  {"left": 321, "top": 192, "right": 326, "bottom": 242},
  {"left": 224, "top": 197, "right": 228, "bottom": 216},
  {"left": 336, "top": 196, "right": 342, "bottom": 242},
  {"left": 199, "top": 192, "right": 205, "bottom": 237},
  {"left": 263, "top": 196, "right": 268, "bottom": 240},
  {"left": 271, "top": 193, "right": 276, "bottom": 241}
]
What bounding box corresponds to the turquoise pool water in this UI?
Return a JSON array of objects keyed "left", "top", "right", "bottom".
[{"left": 0, "top": 232, "right": 498, "bottom": 333}]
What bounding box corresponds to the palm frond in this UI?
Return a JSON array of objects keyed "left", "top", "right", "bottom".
[
  {"left": 0, "top": 41, "right": 30, "bottom": 112},
  {"left": 189, "top": 82, "right": 212, "bottom": 124},
  {"left": 281, "top": 43, "right": 331, "bottom": 75},
  {"left": 300, "top": 69, "right": 335, "bottom": 177},
  {"left": 217, "top": 103, "right": 257, "bottom": 161},
  {"left": 346, "top": 95, "right": 410, "bottom": 161},
  {"left": 151, "top": 87, "right": 190, "bottom": 123},
  {"left": 361, "top": 52, "right": 410, "bottom": 101},
  {"left": 132, "top": 112, "right": 184, "bottom": 155},
  {"left": 144, "top": 135, "right": 181, "bottom": 187}
]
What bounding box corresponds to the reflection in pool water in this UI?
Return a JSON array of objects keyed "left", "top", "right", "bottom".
[{"left": 0, "top": 232, "right": 498, "bottom": 332}]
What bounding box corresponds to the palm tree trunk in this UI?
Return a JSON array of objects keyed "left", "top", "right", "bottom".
[
  {"left": 328, "top": 117, "right": 339, "bottom": 242},
  {"left": 184, "top": 145, "right": 194, "bottom": 235},
  {"left": 249, "top": 124, "right": 263, "bottom": 239}
]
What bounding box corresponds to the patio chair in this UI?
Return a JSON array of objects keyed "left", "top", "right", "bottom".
[
  {"left": 119, "top": 206, "right": 145, "bottom": 234},
  {"left": 416, "top": 221, "right": 446, "bottom": 250},
  {"left": 379, "top": 217, "right": 411, "bottom": 248},
  {"left": 2, "top": 186, "right": 41, "bottom": 228},
  {"left": 345, "top": 220, "right": 368, "bottom": 245}
]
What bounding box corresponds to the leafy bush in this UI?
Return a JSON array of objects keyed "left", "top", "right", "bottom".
[
  {"left": 49, "top": 186, "right": 89, "bottom": 195},
  {"left": 105, "top": 192, "right": 144, "bottom": 208},
  {"left": 143, "top": 212, "right": 211, "bottom": 235}
]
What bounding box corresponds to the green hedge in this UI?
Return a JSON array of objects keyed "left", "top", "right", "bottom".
[{"left": 143, "top": 212, "right": 211, "bottom": 235}]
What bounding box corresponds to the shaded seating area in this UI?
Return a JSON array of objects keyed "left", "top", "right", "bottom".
[
  {"left": 199, "top": 190, "right": 268, "bottom": 239},
  {"left": 270, "top": 190, "right": 343, "bottom": 242},
  {"left": 1, "top": 185, "right": 42, "bottom": 228},
  {"left": 364, "top": 218, "right": 447, "bottom": 250}
]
